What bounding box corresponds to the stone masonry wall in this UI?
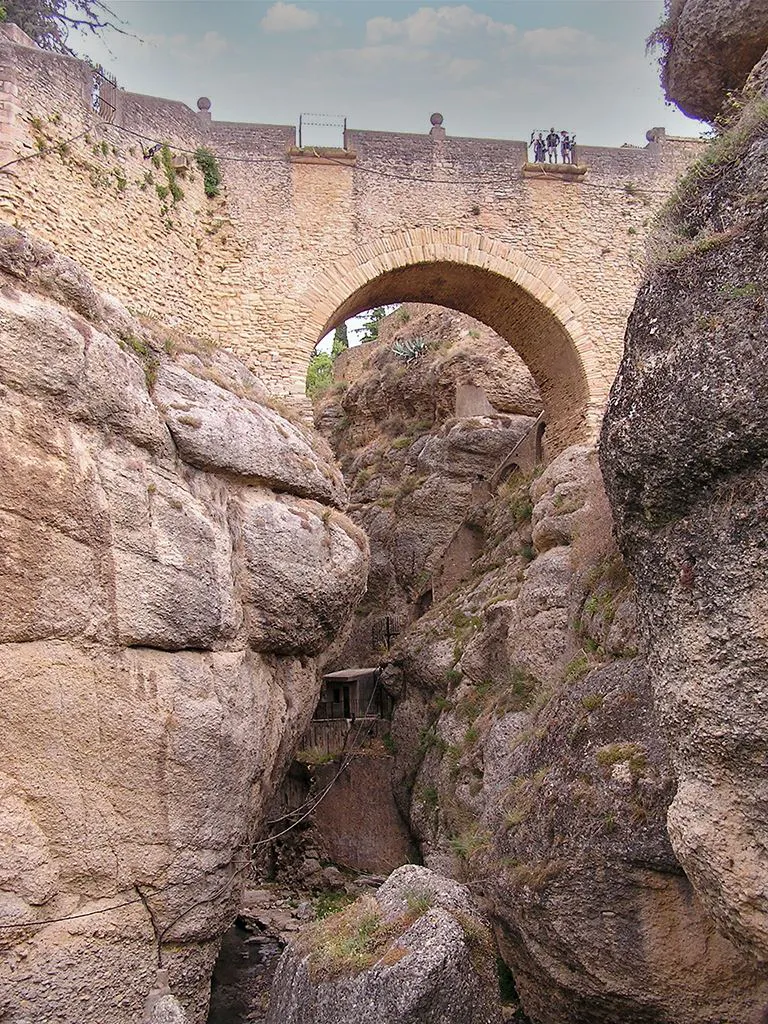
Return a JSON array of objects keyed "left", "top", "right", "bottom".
[{"left": 0, "top": 29, "right": 703, "bottom": 441}]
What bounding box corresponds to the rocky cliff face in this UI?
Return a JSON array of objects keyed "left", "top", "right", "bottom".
[
  {"left": 314, "top": 304, "right": 541, "bottom": 668},
  {"left": 387, "top": 447, "right": 767, "bottom": 1023},
  {"left": 602, "top": 3, "right": 768, "bottom": 972},
  {"left": 0, "top": 227, "right": 368, "bottom": 1023},
  {"left": 654, "top": 0, "right": 768, "bottom": 121},
  {"left": 314, "top": 303, "right": 767, "bottom": 1021}
]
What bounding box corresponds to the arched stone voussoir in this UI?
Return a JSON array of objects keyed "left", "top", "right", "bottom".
[{"left": 297, "top": 228, "right": 614, "bottom": 455}]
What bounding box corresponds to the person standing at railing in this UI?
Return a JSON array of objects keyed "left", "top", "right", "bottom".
[
  {"left": 561, "top": 130, "right": 572, "bottom": 164},
  {"left": 530, "top": 131, "right": 546, "bottom": 163},
  {"left": 546, "top": 128, "right": 560, "bottom": 163}
]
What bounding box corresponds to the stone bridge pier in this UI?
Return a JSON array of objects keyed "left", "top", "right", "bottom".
[{"left": 0, "top": 25, "right": 703, "bottom": 454}]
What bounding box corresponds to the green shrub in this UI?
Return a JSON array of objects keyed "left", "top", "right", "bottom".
[
  {"left": 508, "top": 492, "right": 533, "bottom": 526},
  {"left": 194, "top": 146, "right": 222, "bottom": 197},
  {"left": 313, "top": 891, "right": 355, "bottom": 920},
  {"left": 580, "top": 693, "right": 604, "bottom": 712},
  {"left": 563, "top": 652, "right": 590, "bottom": 683},
  {"left": 596, "top": 742, "right": 646, "bottom": 777},
  {"left": 306, "top": 352, "right": 333, "bottom": 397},
  {"left": 160, "top": 144, "right": 184, "bottom": 203},
  {"left": 420, "top": 785, "right": 439, "bottom": 812},
  {"left": 297, "top": 746, "right": 335, "bottom": 765},
  {"left": 520, "top": 542, "right": 536, "bottom": 563},
  {"left": 505, "top": 807, "right": 527, "bottom": 828},
  {"left": 298, "top": 895, "right": 422, "bottom": 980},
  {"left": 404, "top": 889, "right": 433, "bottom": 915},
  {"left": 449, "top": 827, "right": 489, "bottom": 862},
  {"left": 444, "top": 668, "right": 463, "bottom": 687},
  {"left": 719, "top": 282, "right": 760, "bottom": 300},
  {"left": 418, "top": 727, "right": 447, "bottom": 755}
]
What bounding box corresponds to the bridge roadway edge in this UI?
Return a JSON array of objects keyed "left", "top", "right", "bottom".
[{"left": 0, "top": 26, "right": 704, "bottom": 450}]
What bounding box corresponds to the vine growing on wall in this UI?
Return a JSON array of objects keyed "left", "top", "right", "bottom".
[
  {"left": 194, "top": 147, "right": 222, "bottom": 198},
  {"left": 160, "top": 144, "right": 184, "bottom": 203}
]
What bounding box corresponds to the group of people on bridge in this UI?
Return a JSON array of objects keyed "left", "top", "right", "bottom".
[{"left": 530, "top": 129, "right": 576, "bottom": 165}]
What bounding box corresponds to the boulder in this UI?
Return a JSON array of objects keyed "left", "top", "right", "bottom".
[
  {"left": 657, "top": 0, "right": 768, "bottom": 121},
  {"left": 155, "top": 364, "right": 346, "bottom": 507},
  {"left": 417, "top": 416, "right": 535, "bottom": 480},
  {"left": 98, "top": 447, "right": 240, "bottom": 650},
  {"left": 235, "top": 492, "right": 369, "bottom": 655},
  {"left": 0, "top": 280, "right": 172, "bottom": 455},
  {"left": 266, "top": 865, "right": 503, "bottom": 1024},
  {"left": 0, "top": 224, "right": 105, "bottom": 323}
]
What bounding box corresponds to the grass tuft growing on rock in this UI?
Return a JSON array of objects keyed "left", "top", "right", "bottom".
[
  {"left": 296, "top": 894, "right": 428, "bottom": 980},
  {"left": 296, "top": 746, "right": 335, "bottom": 765},
  {"left": 650, "top": 96, "right": 768, "bottom": 267}
]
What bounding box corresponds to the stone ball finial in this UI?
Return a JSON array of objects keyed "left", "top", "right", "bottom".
[
  {"left": 430, "top": 112, "right": 444, "bottom": 127},
  {"left": 197, "top": 97, "right": 212, "bottom": 112}
]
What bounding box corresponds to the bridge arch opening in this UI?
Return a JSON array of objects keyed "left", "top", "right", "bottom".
[{"left": 298, "top": 231, "right": 610, "bottom": 456}]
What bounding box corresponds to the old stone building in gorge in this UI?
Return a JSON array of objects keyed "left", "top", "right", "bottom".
[{"left": 0, "top": 24, "right": 702, "bottom": 452}]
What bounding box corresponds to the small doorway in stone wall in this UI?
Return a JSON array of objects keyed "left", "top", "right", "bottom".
[
  {"left": 416, "top": 587, "right": 433, "bottom": 617},
  {"left": 535, "top": 420, "right": 546, "bottom": 464}
]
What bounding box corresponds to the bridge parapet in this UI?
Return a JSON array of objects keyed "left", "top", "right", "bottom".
[{"left": 0, "top": 28, "right": 704, "bottom": 450}]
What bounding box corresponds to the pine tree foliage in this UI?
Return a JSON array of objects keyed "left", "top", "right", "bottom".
[
  {"left": 358, "top": 306, "right": 388, "bottom": 344},
  {"left": 330, "top": 323, "right": 348, "bottom": 359},
  {"left": 306, "top": 352, "right": 334, "bottom": 398},
  {"left": 2, "top": 0, "right": 125, "bottom": 56}
]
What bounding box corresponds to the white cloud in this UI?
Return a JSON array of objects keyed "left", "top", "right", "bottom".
[
  {"left": 314, "top": 44, "right": 434, "bottom": 73},
  {"left": 519, "top": 27, "right": 599, "bottom": 60},
  {"left": 366, "top": 5, "right": 515, "bottom": 47},
  {"left": 138, "top": 31, "right": 229, "bottom": 63},
  {"left": 199, "top": 31, "right": 229, "bottom": 59},
  {"left": 261, "top": 2, "right": 319, "bottom": 34},
  {"left": 444, "top": 57, "right": 483, "bottom": 82},
  {"left": 312, "top": 44, "right": 484, "bottom": 89}
]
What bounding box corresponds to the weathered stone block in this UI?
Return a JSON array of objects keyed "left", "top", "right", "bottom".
[
  {"left": 155, "top": 364, "right": 346, "bottom": 507},
  {"left": 235, "top": 491, "right": 368, "bottom": 655},
  {"left": 98, "top": 449, "right": 240, "bottom": 650}
]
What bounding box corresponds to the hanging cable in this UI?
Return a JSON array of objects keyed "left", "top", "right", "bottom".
[{"left": 0, "top": 674, "right": 387, "bottom": 932}]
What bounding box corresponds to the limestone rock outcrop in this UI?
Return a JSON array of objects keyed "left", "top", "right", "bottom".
[
  {"left": 266, "top": 865, "right": 503, "bottom": 1024},
  {"left": 155, "top": 364, "right": 346, "bottom": 509},
  {"left": 323, "top": 304, "right": 541, "bottom": 451},
  {"left": 601, "top": 45, "right": 768, "bottom": 968},
  {"left": 389, "top": 447, "right": 768, "bottom": 1022},
  {"left": 0, "top": 226, "right": 368, "bottom": 1023},
  {"left": 655, "top": 0, "right": 768, "bottom": 121},
  {"left": 313, "top": 304, "right": 541, "bottom": 668}
]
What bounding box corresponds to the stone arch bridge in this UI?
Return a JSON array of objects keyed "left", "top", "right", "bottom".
[{"left": 0, "top": 25, "right": 702, "bottom": 452}]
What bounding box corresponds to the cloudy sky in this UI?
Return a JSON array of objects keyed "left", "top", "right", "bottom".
[{"left": 77, "top": 1, "right": 701, "bottom": 148}]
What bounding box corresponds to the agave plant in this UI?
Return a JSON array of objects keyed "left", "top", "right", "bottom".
[{"left": 392, "top": 336, "right": 428, "bottom": 362}]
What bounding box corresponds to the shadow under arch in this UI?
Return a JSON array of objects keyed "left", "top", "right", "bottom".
[{"left": 297, "top": 229, "right": 610, "bottom": 454}]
